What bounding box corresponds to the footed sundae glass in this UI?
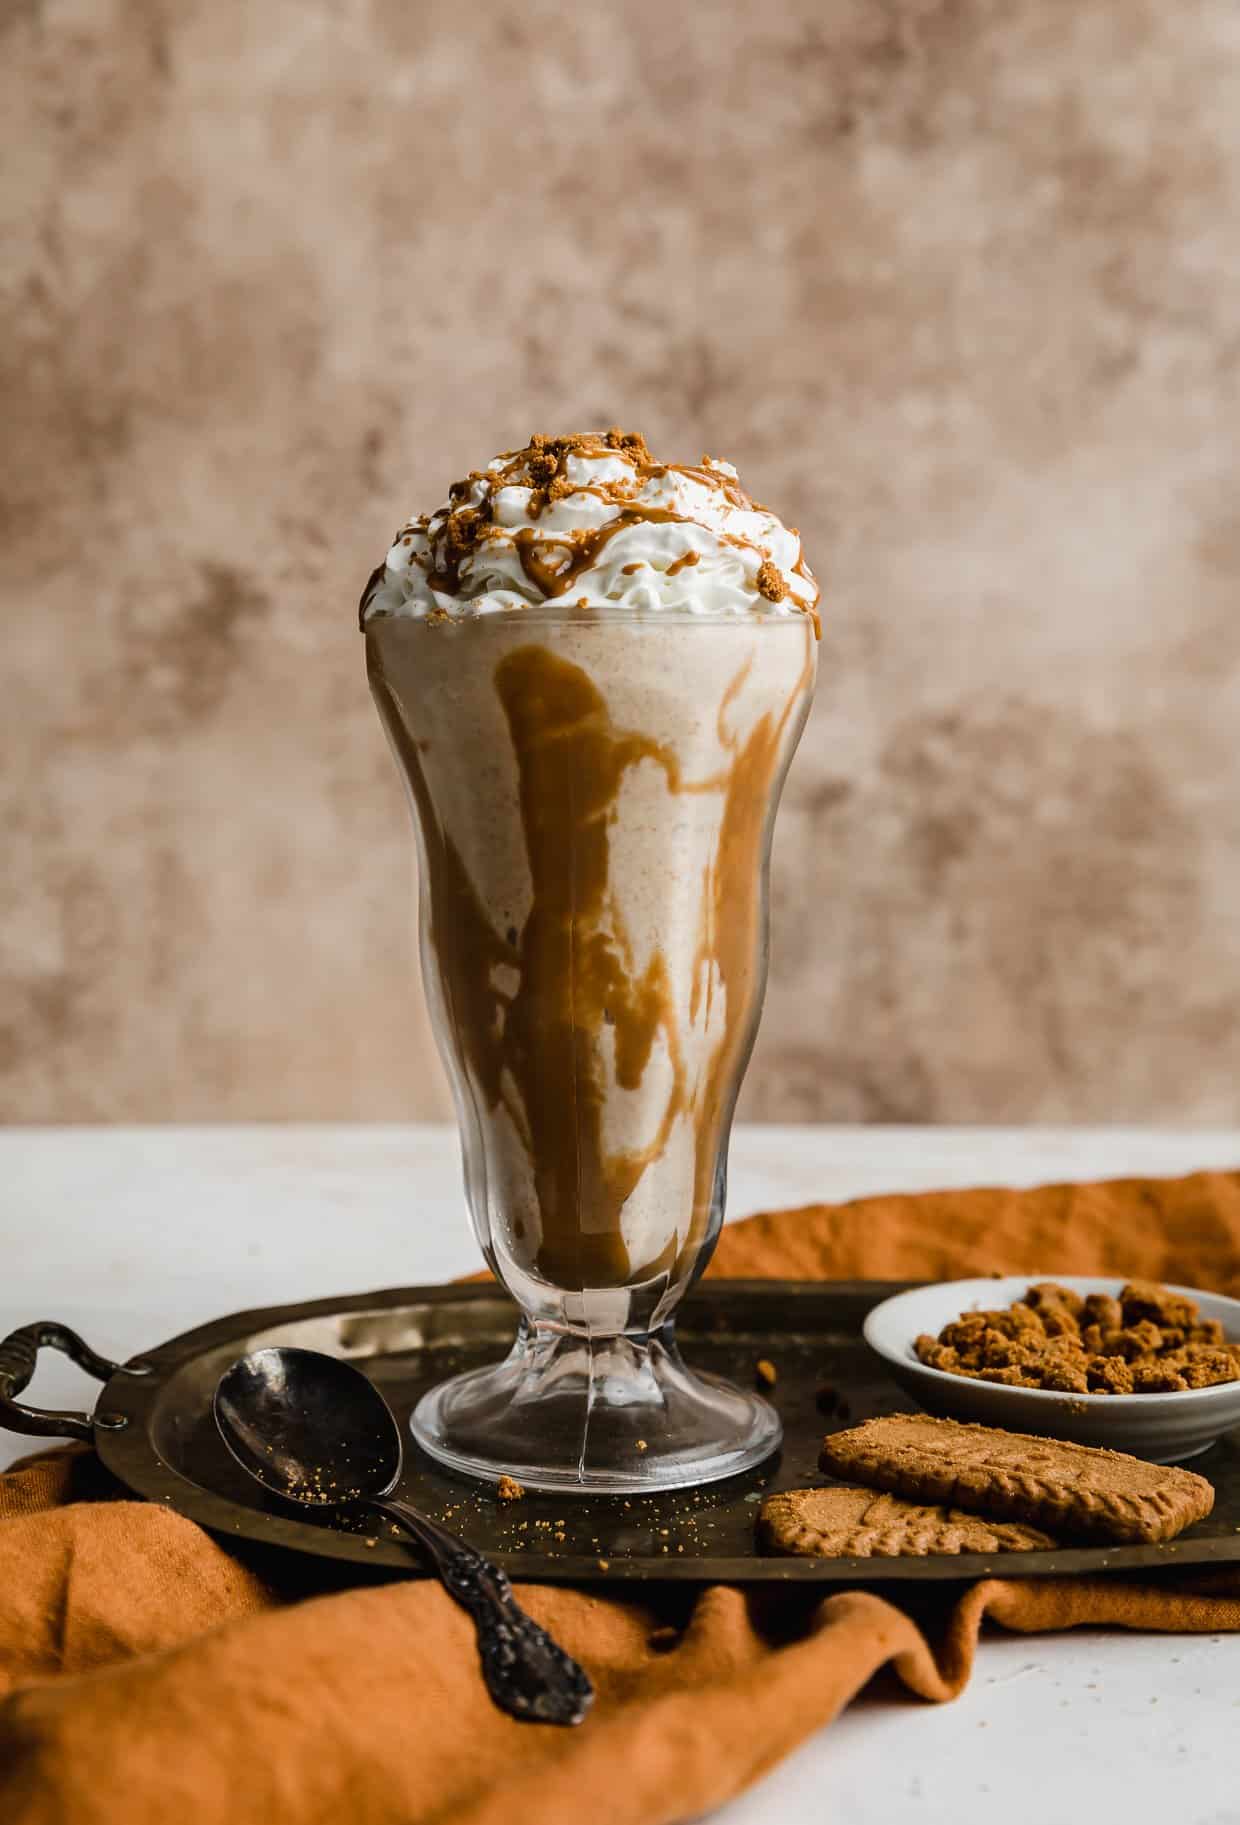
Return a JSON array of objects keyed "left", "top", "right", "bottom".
[{"left": 363, "top": 433, "right": 818, "bottom": 1492}]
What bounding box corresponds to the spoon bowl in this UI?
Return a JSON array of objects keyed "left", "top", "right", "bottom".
[{"left": 214, "top": 1347, "right": 402, "bottom": 1507}]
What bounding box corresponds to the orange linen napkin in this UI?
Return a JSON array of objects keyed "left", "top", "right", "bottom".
[{"left": 3, "top": 1168, "right": 1240, "bottom": 1825}]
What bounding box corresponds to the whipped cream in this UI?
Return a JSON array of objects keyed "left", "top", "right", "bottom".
[{"left": 359, "top": 431, "right": 820, "bottom": 627}]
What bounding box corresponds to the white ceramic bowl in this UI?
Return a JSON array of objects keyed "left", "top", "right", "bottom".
[{"left": 864, "top": 1276, "right": 1240, "bottom": 1463}]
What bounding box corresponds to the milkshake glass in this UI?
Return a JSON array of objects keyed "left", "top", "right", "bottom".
[{"left": 362, "top": 433, "right": 818, "bottom": 1491}]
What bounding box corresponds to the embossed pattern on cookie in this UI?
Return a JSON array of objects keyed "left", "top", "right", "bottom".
[
  {"left": 820, "top": 1413, "right": 1214, "bottom": 1544},
  {"left": 759, "top": 1485, "right": 1057, "bottom": 1558}
]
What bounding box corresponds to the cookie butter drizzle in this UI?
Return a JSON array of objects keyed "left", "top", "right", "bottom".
[
  {"left": 368, "top": 624, "right": 815, "bottom": 1290},
  {"left": 359, "top": 430, "right": 821, "bottom": 635}
]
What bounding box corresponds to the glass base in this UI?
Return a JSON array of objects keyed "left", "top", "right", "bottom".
[{"left": 410, "top": 1321, "right": 782, "bottom": 1493}]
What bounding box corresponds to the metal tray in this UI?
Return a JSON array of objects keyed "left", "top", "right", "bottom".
[{"left": 6, "top": 1280, "right": 1240, "bottom": 1584}]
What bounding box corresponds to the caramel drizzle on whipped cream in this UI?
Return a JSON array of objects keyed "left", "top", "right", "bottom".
[{"left": 358, "top": 429, "right": 820, "bottom": 633}]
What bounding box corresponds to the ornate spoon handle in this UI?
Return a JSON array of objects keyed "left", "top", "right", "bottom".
[{"left": 370, "top": 1497, "right": 593, "bottom": 1726}]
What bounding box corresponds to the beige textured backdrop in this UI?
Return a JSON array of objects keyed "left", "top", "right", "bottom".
[{"left": 4, "top": 0, "right": 1239, "bottom": 1124}]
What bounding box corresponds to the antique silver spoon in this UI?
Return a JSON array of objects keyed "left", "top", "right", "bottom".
[{"left": 213, "top": 1346, "right": 593, "bottom": 1725}]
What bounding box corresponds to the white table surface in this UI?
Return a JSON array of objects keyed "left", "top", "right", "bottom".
[{"left": 4, "top": 1124, "right": 1240, "bottom": 1822}]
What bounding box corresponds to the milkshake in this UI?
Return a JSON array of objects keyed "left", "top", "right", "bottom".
[{"left": 363, "top": 430, "right": 818, "bottom": 1490}]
